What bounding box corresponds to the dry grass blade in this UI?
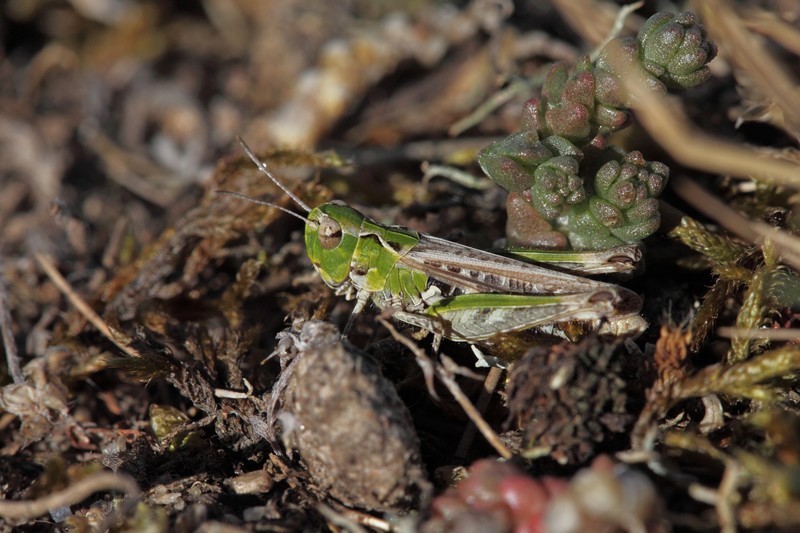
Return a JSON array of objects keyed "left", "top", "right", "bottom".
[
  {"left": 742, "top": 7, "right": 800, "bottom": 56},
  {"left": 34, "top": 253, "right": 143, "bottom": 359},
  {"left": 700, "top": 0, "right": 800, "bottom": 134},
  {"left": 614, "top": 61, "right": 800, "bottom": 186}
]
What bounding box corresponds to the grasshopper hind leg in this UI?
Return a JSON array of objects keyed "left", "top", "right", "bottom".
[{"left": 470, "top": 345, "right": 508, "bottom": 369}]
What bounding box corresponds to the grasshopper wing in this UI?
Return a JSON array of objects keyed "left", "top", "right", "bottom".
[{"left": 397, "top": 234, "right": 624, "bottom": 296}]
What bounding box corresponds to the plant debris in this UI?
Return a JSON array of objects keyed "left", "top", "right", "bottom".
[{"left": 506, "top": 335, "right": 633, "bottom": 465}]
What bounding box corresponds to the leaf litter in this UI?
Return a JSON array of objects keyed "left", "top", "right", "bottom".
[{"left": 1, "top": 1, "right": 800, "bottom": 531}]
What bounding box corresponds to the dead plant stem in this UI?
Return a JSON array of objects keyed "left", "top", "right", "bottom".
[
  {"left": 454, "top": 365, "right": 504, "bottom": 461},
  {"left": 0, "top": 249, "right": 23, "bottom": 384},
  {"left": 378, "top": 318, "right": 512, "bottom": 460},
  {"left": 0, "top": 471, "right": 140, "bottom": 527},
  {"left": 34, "top": 253, "right": 143, "bottom": 359}
]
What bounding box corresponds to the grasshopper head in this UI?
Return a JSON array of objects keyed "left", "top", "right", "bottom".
[{"left": 305, "top": 202, "right": 363, "bottom": 287}]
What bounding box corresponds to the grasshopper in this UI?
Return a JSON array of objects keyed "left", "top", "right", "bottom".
[{"left": 229, "top": 139, "right": 646, "bottom": 362}]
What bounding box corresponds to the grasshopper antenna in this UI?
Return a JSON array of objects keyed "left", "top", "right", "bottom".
[
  {"left": 237, "top": 136, "right": 312, "bottom": 213},
  {"left": 214, "top": 190, "right": 317, "bottom": 228}
]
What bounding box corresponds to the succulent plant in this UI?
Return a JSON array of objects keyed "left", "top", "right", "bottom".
[
  {"left": 637, "top": 11, "right": 718, "bottom": 89},
  {"left": 479, "top": 11, "right": 716, "bottom": 250},
  {"left": 565, "top": 150, "right": 669, "bottom": 249},
  {"left": 477, "top": 133, "right": 585, "bottom": 220}
]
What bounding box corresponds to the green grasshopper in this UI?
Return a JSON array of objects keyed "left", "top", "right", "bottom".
[{"left": 229, "top": 139, "right": 646, "bottom": 362}]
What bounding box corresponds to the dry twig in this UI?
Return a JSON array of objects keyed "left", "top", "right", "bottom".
[
  {"left": 0, "top": 249, "right": 23, "bottom": 384},
  {"left": 0, "top": 471, "right": 140, "bottom": 530},
  {"left": 671, "top": 177, "right": 800, "bottom": 272},
  {"left": 614, "top": 52, "right": 800, "bottom": 185},
  {"left": 700, "top": 0, "right": 800, "bottom": 133},
  {"left": 378, "top": 317, "right": 512, "bottom": 460}
]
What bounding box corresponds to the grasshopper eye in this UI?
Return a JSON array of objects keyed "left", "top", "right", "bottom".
[{"left": 319, "top": 216, "right": 343, "bottom": 249}]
